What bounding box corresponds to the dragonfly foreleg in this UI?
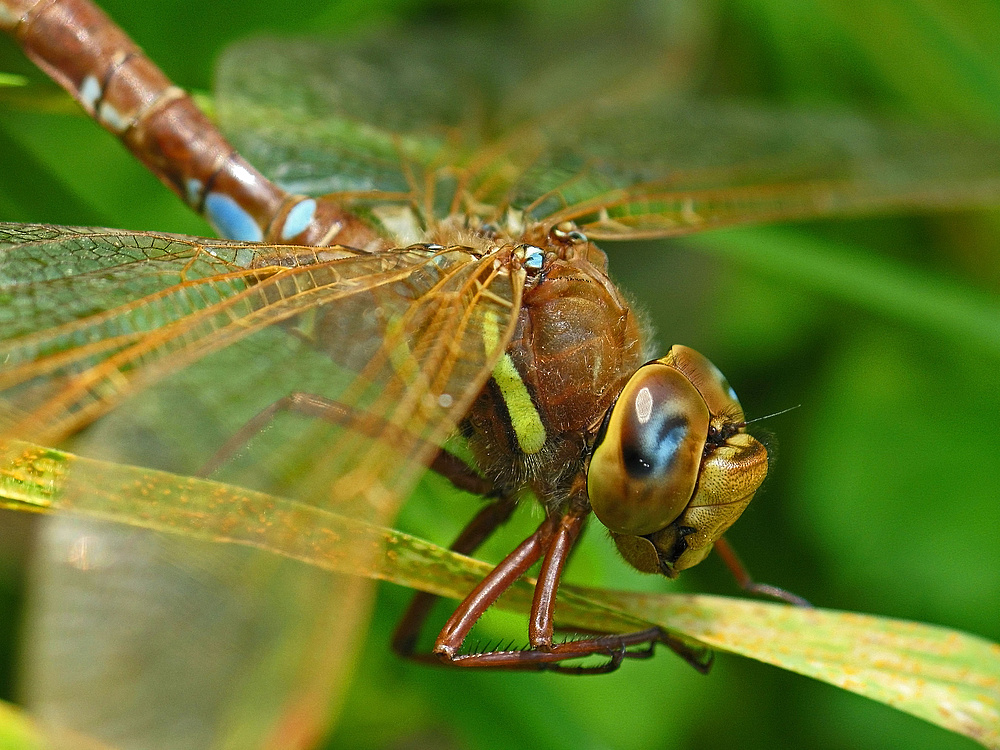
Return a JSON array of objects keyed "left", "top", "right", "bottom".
[
  {"left": 391, "top": 494, "right": 517, "bottom": 659},
  {"left": 713, "top": 537, "right": 812, "bottom": 607},
  {"left": 425, "top": 507, "right": 707, "bottom": 673}
]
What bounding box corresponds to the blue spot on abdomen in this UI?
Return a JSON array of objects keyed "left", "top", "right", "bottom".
[
  {"left": 281, "top": 198, "right": 317, "bottom": 241},
  {"left": 205, "top": 192, "right": 263, "bottom": 242},
  {"left": 186, "top": 178, "right": 203, "bottom": 208},
  {"left": 79, "top": 75, "right": 101, "bottom": 112}
]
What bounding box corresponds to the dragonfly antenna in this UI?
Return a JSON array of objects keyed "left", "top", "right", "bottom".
[{"left": 743, "top": 404, "right": 801, "bottom": 426}]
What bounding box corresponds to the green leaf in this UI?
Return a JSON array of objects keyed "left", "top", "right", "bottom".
[
  {"left": 590, "top": 589, "right": 1000, "bottom": 749},
  {"left": 2, "top": 441, "right": 997, "bottom": 748},
  {"left": 0, "top": 701, "right": 47, "bottom": 750}
]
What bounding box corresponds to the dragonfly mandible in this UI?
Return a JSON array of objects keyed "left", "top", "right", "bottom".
[{"left": 3, "top": 0, "right": 1000, "bottom": 747}]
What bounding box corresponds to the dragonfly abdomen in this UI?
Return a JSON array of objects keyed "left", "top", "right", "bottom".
[{"left": 0, "top": 0, "right": 375, "bottom": 248}]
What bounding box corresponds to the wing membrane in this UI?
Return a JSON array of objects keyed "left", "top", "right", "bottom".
[
  {"left": 1, "top": 223, "right": 522, "bottom": 749},
  {"left": 1, "top": 224, "right": 519, "bottom": 500},
  {"left": 216, "top": 35, "right": 1000, "bottom": 238}
]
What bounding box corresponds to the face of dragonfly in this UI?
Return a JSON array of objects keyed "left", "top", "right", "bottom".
[
  {"left": 588, "top": 345, "right": 767, "bottom": 576},
  {"left": 2, "top": 6, "right": 1000, "bottom": 750}
]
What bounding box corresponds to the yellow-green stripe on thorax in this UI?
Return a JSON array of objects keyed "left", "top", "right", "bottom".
[{"left": 483, "top": 310, "right": 547, "bottom": 455}]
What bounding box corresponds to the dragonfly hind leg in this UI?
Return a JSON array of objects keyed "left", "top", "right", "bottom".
[
  {"left": 418, "top": 506, "right": 713, "bottom": 674},
  {"left": 390, "top": 494, "right": 517, "bottom": 660}
]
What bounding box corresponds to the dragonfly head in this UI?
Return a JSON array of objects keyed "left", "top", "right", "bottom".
[{"left": 586, "top": 345, "right": 768, "bottom": 577}]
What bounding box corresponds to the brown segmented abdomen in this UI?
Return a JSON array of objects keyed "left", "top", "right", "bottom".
[{"left": 0, "top": 0, "right": 374, "bottom": 248}]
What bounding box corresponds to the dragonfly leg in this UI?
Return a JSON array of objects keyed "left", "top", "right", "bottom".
[
  {"left": 429, "top": 512, "right": 556, "bottom": 662},
  {"left": 391, "top": 494, "right": 517, "bottom": 659},
  {"left": 199, "top": 391, "right": 491, "bottom": 494},
  {"left": 713, "top": 537, "right": 812, "bottom": 607},
  {"left": 429, "top": 507, "right": 710, "bottom": 673}
]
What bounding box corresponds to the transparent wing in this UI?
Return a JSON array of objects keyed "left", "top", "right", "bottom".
[
  {"left": 1, "top": 223, "right": 521, "bottom": 502},
  {"left": 216, "top": 33, "right": 1000, "bottom": 239},
  {"left": 0, "top": 223, "right": 522, "bottom": 749},
  {"left": 214, "top": 33, "right": 681, "bottom": 197}
]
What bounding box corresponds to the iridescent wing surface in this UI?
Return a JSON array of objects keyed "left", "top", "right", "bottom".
[
  {"left": 1, "top": 223, "right": 521, "bottom": 749},
  {"left": 217, "top": 33, "right": 1000, "bottom": 242}
]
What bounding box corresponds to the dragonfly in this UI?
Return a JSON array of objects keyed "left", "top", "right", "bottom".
[{"left": 3, "top": 1, "right": 1000, "bottom": 748}]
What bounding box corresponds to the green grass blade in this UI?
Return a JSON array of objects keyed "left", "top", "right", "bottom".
[
  {"left": 2, "top": 441, "right": 998, "bottom": 747},
  {"left": 588, "top": 589, "right": 1000, "bottom": 749},
  {"left": 0, "top": 701, "right": 48, "bottom": 750}
]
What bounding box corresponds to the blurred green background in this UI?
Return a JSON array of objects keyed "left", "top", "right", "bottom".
[{"left": 1, "top": 0, "right": 999, "bottom": 749}]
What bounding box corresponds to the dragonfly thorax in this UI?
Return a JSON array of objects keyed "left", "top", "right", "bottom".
[{"left": 462, "top": 239, "right": 643, "bottom": 507}]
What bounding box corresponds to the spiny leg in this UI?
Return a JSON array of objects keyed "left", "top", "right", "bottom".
[
  {"left": 528, "top": 510, "right": 586, "bottom": 647},
  {"left": 713, "top": 537, "right": 811, "bottom": 607},
  {"left": 431, "top": 513, "right": 557, "bottom": 662},
  {"left": 392, "top": 488, "right": 695, "bottom": 673},
  {"left": 391, "top": 494, "right": 517, "bottom": 661},
  {"left": 432, "top": 508, "right": 692, "bottom": 673}
]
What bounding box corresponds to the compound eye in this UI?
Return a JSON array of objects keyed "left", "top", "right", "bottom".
[
  {"left": 588, "top": 364, "right": 710, "bottom": 536},
  {"left": 663, "top": 344, "right": 744, "bottom": 420}
]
